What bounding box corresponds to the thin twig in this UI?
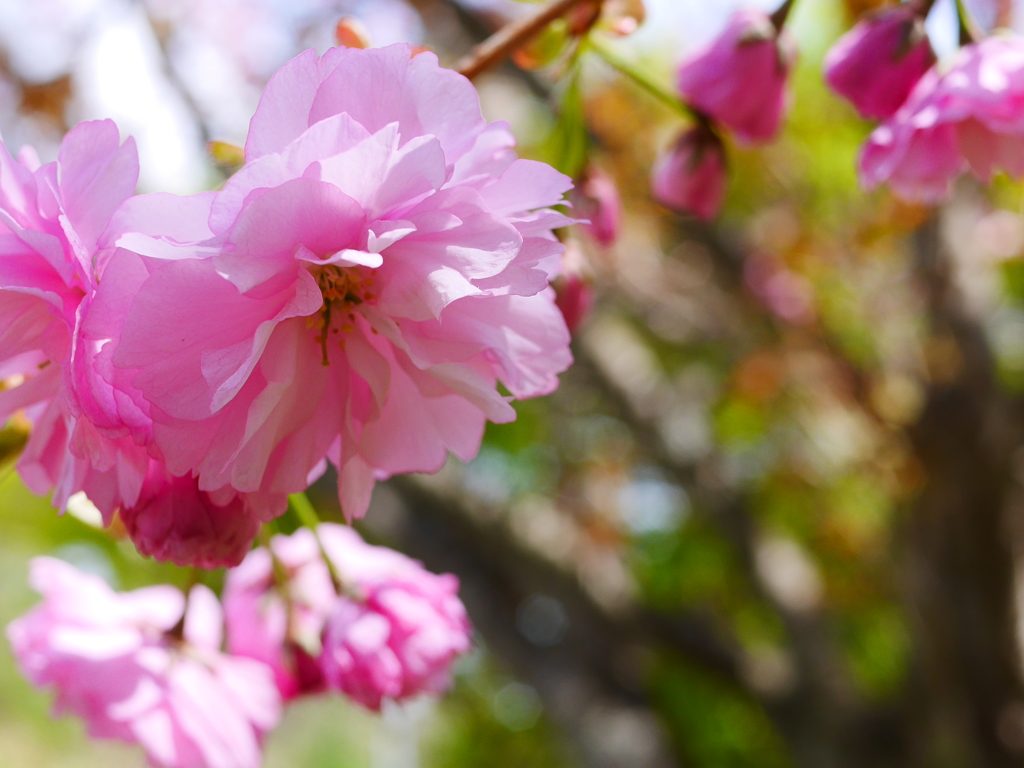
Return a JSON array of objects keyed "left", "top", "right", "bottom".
[{"left": 454, "top": 0, "right": 591, "bottom": 80}]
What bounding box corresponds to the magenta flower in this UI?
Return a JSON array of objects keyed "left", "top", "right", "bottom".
[
  {"left": 861, "top": 35, "right": 1024, "bottom": 202},
  {"left": 223, "top": 524, "right": 472, "bottom": 709},
  {"left": 223, "top": 529, "right": 336, "bottom": 699},
  {"left": 95, "top": 44, "right": 574, "bottom": 520},
  {"left": 676, "top": 9, "right": 796, "bottom": 145},
  {"left": 824, "top": 4, "right": 935, "bottom": 121},
  {"left": 572, "top": 166, "right": 622, "bottom": 246},
  {"left": 119, "top": 463, "right": 267, "bottom": 569},
  {"left": 7, "top": 558, "right": 281, "bottom": 768},
  {"left": 651, "top": 125, "right": 728, "bottom": 220},
  {"left": 553, "top": 240, "right": 594, "bottom": 334}
]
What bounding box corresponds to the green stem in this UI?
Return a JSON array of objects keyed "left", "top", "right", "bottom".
[
  {"left": 259, "top": 526, "right": 296, "bottom": 647},
  {"left": 287, "top": 493, "right": 357, "bottom": 598},
  {"left": 587, "top": 37, "right": 693, "bottom": 119},
  {"left": 289, "top": 492, "right": 322, "bottom": 530}
]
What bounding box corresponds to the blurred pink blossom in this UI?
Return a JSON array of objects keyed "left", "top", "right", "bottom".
[
  {"left": 572, "top": 165, "right": 622, "bottom": 246},
  {"left": 744, "top": 252, "right": 816, "bottom": 324},
  {"left": 224, "top": 524, "right": 472, "bottom": 710},
  {"left": 676, "top": 9, "right": 796, "bottom": 144},
  {"left": 861, "top": 35, "right": 1024, "bottom": 202},
  {"left": 824, "top": 4, "right": 935, "bottom": 121},
  {"left": 651, "top": 125, "right": 728, "bottom": 220},
  {"left": 553, "top": 239, "right": 594, "bottom": 334},
  {"left": 96, "top": 44, "right": 574, "bottom": 520},
  {"left": 7, "top": 558, "right": 280, "bottom": 768}
]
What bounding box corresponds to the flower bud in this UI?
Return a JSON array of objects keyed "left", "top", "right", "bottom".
[
  {"left": 824, "top": 6, "right": 935, "bottom": 121},
  {"left": 119, "top": 463, "right": 265, "bottom": 569},
  {"left": 335, "top": 17, "right": 371, "bottom": 49},
  {"left": 553, "top": 240, "right": 595, "bottom": 334},
  {"left": 572, "top": 165, "right": 622, "bottom": 246},
  {"left": 676, "top": 9, "right": 796, "bottom": 144},
  {"left": 651, "top": 125, "right": 727, "bottom": 220}
]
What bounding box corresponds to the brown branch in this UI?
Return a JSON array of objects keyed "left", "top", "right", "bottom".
[
  {"left": 454, "top": 0, "right": 590, "bottom": 80},
  {"left": 769, "top": 0, "right": 796, "bottom": 31}
]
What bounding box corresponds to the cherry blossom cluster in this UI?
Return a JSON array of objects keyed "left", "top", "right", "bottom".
[
  {"left": 8, "top": 524, "right": 468, "bottom": 768},
  {"left": 651, "top": 3, "right": 797, "bottom": 220},
  {"left": 0, "top": 43, "right": 574, "bottom": 563},
  {"left": 825, "top": 0, "right": 1024, "bottom": 202},
  {"left": 1, "top": 41, "right": 574, "bottom": 767}
]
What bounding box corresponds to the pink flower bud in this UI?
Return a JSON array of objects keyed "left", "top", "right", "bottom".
[
  {"left": 676, "top": 9, "right": 796, "bottom": 144},
  {"left": 7, "top": 558, "right": 281, "bottom": 768},
  {"left": 651, "top": 126, "right": 728, "bottom": 220},
  {"left": 824, "top": 6, "right": 935, "bottom": 121},
  {"left": 119, "top": 463, "right": 267, "bottom": 569},
  {"left": 572, "top": 166, "right": 622, "bottom": 246},
  {"left": 553, "top": 240, "right": 594, "bottom": 334},
  {"left": 224, "top": 524, "right": 472, "bottom": 710}
]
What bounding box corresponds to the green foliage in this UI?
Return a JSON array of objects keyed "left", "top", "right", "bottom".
[
  {"left": 542, "top": 71, "right": 590, "bottom": 180},
  {"left": 652, "top": 657, "right": 792, "bottom": 768},
  {"left": 422, "top": 661, "right": 574, "bottom": 768},
  {"left": 837, "top": 604, "right": 911, "bottom": 700}
]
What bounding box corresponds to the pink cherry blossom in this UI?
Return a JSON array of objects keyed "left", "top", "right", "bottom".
[
  {"left": 0, "top": 119, "right": 149, "bottom": 511},
  {"left": 572, "top": 166, "right": 622, "bottom": 246},
  {"left": 651, "top": 126, "right": 728, "bottom": 220},
  {"left": 7, "top": 557, "right": 281, "bottom": 768},
  {"left": 223, "top": 524, "right": 472, "bottom": 709},
  {"left": 119, "top": 463, "right": 267, "bottom": 569},
  {"left": 676, "top": 9, "right": 796, "bottom": 145},
  {"left": 95, "top": 44, "right": 573, "bottom": 519},
  {"left": 861, "top": 35, "right": 1024, "bottom": 202},
  {"left": 0, "top": 120, "right": 272, "bottom": 566},
  {"left": 824, "top": 4, "right": 935, "bottom": 121},
  {"left": 553, "top": 239, "right": 594, "bottom": 334}
]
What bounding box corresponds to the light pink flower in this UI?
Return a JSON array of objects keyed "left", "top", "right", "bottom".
[
  {"left": 572, "top": 166, "right": 622, "bottom": 246},
  {"left": 0, "top": 120, "right": 271, "bottom": 566},
  {"left": 676, "top": 9, "right": 796, "bottom": 144},
  {"left": 96, "top": 44, "right": 574, "bottom": 519},
  {"left": 651, "top": 126, "right": 728, "bottom": 220},
  {"left": 7, "top": 558, "right": 281, "bottom": 768},
  {"left": 223, "top": 524, "right": 472, "bottom": 709},
  {"left": 0, "top": 119, "right": 148, "bottom": 511},
  {"left": 824, "top": 4, "right": 935, "bottom": 121},
  {"left": 861, "top": 35, "right": 1024, "bottom": 202}
]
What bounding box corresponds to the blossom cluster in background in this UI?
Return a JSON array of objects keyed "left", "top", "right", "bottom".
[{"left": 8, "top": 523, "right": 470, "bottom": 768}]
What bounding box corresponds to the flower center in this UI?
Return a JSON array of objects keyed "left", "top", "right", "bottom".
[{"left": 308, "top": 265, "right": 376, "bottom": 365}]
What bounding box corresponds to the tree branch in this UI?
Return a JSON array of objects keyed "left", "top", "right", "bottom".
[{"left": 454, "top": 0, "right": 590, "bottom": 80}]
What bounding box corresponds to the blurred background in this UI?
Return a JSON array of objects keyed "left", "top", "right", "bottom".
[{"left": 7, "top": 0, "right": 1024, "bottom": 766}]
